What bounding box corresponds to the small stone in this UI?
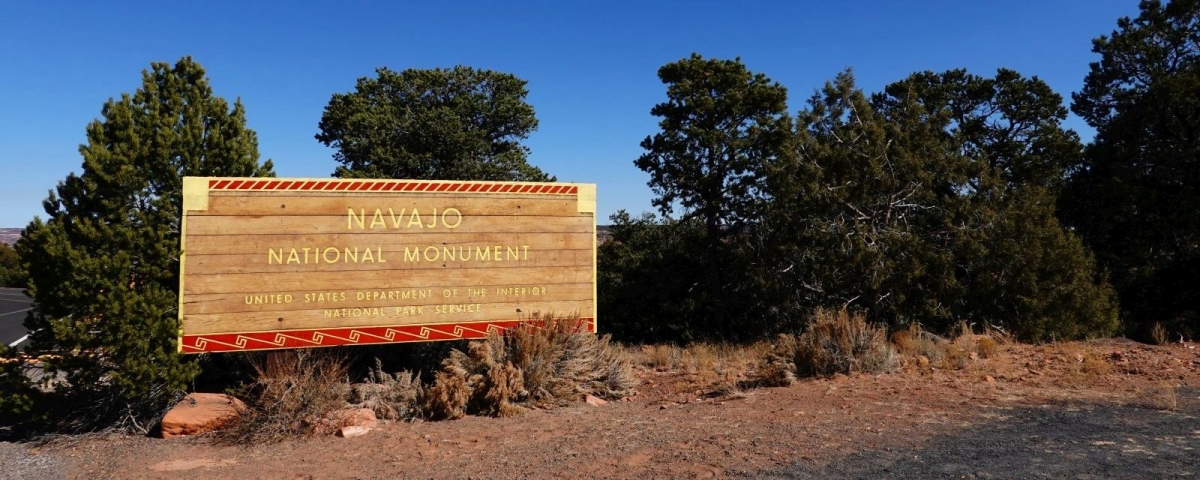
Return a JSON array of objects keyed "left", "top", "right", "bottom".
[
  {"left": 985, "top": 375, "right": 996, "bottom": 383},
  {"left": 585, "top": 394, "right": 608, "bottom": 406},
  {"left": 338, "top": 426, "right": 370, "bottom": 438}
]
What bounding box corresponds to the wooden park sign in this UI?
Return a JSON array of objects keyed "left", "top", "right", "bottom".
[{"left": 177, "top": 177, "right": 597, "bottom": 353}]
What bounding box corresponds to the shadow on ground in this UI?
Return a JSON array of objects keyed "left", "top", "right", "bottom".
[{"left": 762, "top": 387, "right": 1200, "bottom": 479}]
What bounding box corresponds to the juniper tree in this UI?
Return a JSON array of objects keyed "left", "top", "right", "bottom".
[
  {"left": 6, "top": 57, "right": 274, "bottom": 429},
  {"left": 1064, "top": 0, "right": 1200, "bottom": 338},
  {"left": 765, "top": 70, "right": 1117, "bottom": 340},
  {"left": 316, "top": 66, "right": 552, "bottom": 181},
  {"left": 876, "top": 69, "right": 1119, "bottom": 340}
]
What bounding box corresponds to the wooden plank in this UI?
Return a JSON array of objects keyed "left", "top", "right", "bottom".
[
  {"left": 183, "top": 265, "right": 593, "bottom": 295},
  {"left": 185, "top": 248, "right": 592, "bottom": 274},
  {"left": 183, "top": 283, "right": 595, "bottom": 315},
  {"left": 184, "top": 232, "right": 593, "bottom": 255},
  {"left": 185, "top": 214, "right": 593, "bottom": 236},
  {"left": 183, "top": 299, "right": 595, "bottom": 334}
]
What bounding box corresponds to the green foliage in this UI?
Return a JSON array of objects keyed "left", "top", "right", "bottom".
[
  {"left": 0, "top": 243, "right": 24, "bottom": 288},
  {"left": 598, "top": 211, "right": 707, "bottom": 343},
  {"left": 316, "top": 66, "right": 552, "bottom": 181},
  {"left": 630, "top": 54, "right": 791, "bottom": 341},
  {"left": 1064, "top": 0, "right": 1200, "bottom": 339},
  {"left": 877, "top": 69, "right": 1120, "bottom": 340},
  {"left": 5, "top": 57, "right": 274, "bottom": 431},
  {"left": 765, "top": 71, "right": 966, "bottom": 331},
  {"left": 763, "top": 69, "right": 1117, "bottom": 341}
]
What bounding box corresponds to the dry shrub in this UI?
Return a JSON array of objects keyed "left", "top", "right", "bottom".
[
  {"left": 754, "top": 309, "right": 894, "bottom": 382},
  {"left": 796, "top": 309, "right": 895, "bottom": 376},
  {"left": 1150, "top": 322, "right": 1169, "bottom": 345},
  {"left": 351, "top": 358, "right": 423, "bottom": 421},
  {"left": 891, "top": 321, "right": 1004, "bottom": 371},
  {"left": 218, "top": 349, "right": 351, "bottom": 443},
  {"left": 645, "top": 344, "right": 680, "bottom": 370},
  {"left": 423, "top": 314, "right": 636, "bottom": 419},
  {"left": 754, "top": 334, "right": 799, "bottom": 386},
  {"left": 891, "top": 323, "right": 947, "bottom": 366},
  {"left": 975, "top": 336, "right": 999, "bottom": 359},
  {"left": 424, "top": 370, "right": 471, "bottom": 420}
]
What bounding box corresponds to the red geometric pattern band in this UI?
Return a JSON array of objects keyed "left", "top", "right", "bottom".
[
  {"left": 179, "top": 318, "right": 597, "bottom": 353},
  {"left": 208, "top": 179, "right": 579, "bottom": 195}
]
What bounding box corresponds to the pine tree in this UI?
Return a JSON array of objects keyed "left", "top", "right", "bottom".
[
  {"left": 635, "top": 54, "right": 792, "bottom": 339},
  {"left": 6, "top": 57, "right": 274, "bottom": 430}
]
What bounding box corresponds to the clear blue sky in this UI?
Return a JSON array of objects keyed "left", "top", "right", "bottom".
[{"left": 0, "top": 1, "right": 1138, "bottom": 228}]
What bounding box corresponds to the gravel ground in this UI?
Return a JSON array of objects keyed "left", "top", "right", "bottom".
[{"left": 766, "top": 388, "right": 1200, "bottom": 479}]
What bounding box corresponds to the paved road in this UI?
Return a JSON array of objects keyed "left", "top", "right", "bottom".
[
  {"left": 765, "top": 387, "right": 1200, "bottom": 479},
  {"left": 0, "top": 287, "right": 32, "bottom": 349}
]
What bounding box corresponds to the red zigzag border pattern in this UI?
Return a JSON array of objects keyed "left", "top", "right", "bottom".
[
  {"left": 208, "top": 179, "right": 579, "bottom": 195},
  {"left": 180, "top": 318, "right": 597, "bottom": 353}
]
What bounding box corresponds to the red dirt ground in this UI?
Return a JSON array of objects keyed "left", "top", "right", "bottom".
[{"left": 3, "top": 338, "right": 1198, "bottom": 479}]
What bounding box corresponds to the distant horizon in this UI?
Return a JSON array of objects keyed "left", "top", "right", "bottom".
[{"left": 1, "top": 1, "right": 1140, "bottom": 228}]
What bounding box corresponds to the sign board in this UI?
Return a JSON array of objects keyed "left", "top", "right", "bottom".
[{"left": 177, "top": 177, "right": 596, "bottom": 353}]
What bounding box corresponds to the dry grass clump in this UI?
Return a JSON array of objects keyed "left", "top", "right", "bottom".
[
  {"left": 753, "top": 309, "right": 894, "bottom": 385},
  {"left": 891, "top": 322, "right": 1003, "bottom": 371},
  {"left": 424, "top": 314, "right": 637, "bottom": 419},
  {"left": 1150, "top": 322, "right": 1169, "bottom": 345},
  {"left": 351, "top": 358, "right": 424, "bottom": 421},
  {"left": 218, "top": 349, "right": 352, "bottom": 443},
  {"left": 629, "top": 342, "right": 768, "bottom": 392},
  {"left": 1136, "top": 383, "right": 1179, "bottom": 411}
]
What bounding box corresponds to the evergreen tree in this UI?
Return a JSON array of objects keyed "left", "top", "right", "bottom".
[
  {"left": 877, "top": 69, "right": 1118, "bottom": 340},
  {"left": 316, "top": 66, "right": 552, "bottom": 181},
  {"left": 1065, "top": 0, "right": 1200, "bottom": 338},
  {"left": 765, "top": 71, "right": 965, "bottom": 330},
  {"left": 634, "top": 54, "right": 792, "bottom": 339},
  {"left": 6, "top": 57, "right": 274, "bottom": 430},
  {"left": 597, "top": 211, "right": 709, "bottom": 343},
  {"left": 0, "top": 243, "right": 23, "bottom": 288},
  {"left": 766, "top": 70, "right": 1117, "bottom": 340}
]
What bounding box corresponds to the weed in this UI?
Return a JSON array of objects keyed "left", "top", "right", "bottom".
[
  {"left": 755, "top": 309, "right": 894, "bottom": 382},
  {"left": 424, "top": 314, "right": 636, "bottom": 418},
  {"left": 218, "top": 349, "right": 352, "bottom": 444},
  {"left": 351, "top": 358, "right": 423, "bottom": 421},
  {"left": 1150, "top": 322, "right": 1168, "bottom": 346}
]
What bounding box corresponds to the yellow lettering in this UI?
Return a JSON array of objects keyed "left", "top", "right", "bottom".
[
  {"left": 268, "top": 248, "right": 283, "bottom": 264},
  {"left": 348, "top": 208, "right": 365, "bottom": 229},
  {"left": 370, "top": 208, "right": 386, "bottom": 229},
  {"left": 443, "top": 208, "right": 462, "bottom": 229},
  {"left": 388, "top": 208, "right": 406, "bottom": 228}
]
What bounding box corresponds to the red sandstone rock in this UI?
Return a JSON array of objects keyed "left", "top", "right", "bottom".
[
  {"left": 160, "top": 393, "right": 246, "bottom": 439},
  {"left": 338, "top": 425, "right": 370, "bottom": 438},
  {"left": 336, "top": 408, "right": 379, "bottom": 429},
  {"left": 585, "top": 395, "right": 608, "bottom": 406}
]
